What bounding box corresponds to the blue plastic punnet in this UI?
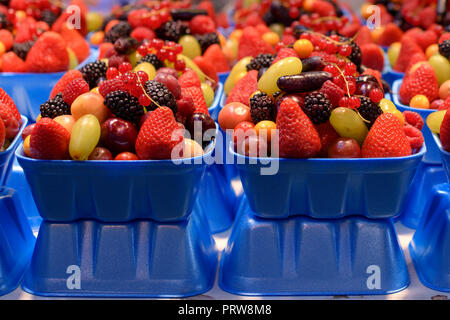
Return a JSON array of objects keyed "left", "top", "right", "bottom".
[
  {"left": 434, "top": 134, "right": 450, "bottom": 181},
  {"left": 21, "top": 211, "right": 218, "bottom": 297},
  {"left": 0, "top": 49, "right": 98, "bottom": 121},
  {"left": 382, "top": 54, "right": 404, "bottom": 87},
  {"left": 410, "top": 183, "right": 450, "bottom": 292},
  {"left": 208, "top": 82, "right": 223, "bottom": 121},
  {"left": 218, "top": 71, "right": 230, "bottom": 85},
  {"left": 231, "top": 144, "right": 425, "bottom": 219},
  {"left": 219, "top": 197, "right": 409, "bottom": 296},
  {"left": 16, "top": 139, "right": 215, "bottom": 223},
  {"left": 0, "top": 187, "right": 35, "bottom": 296},
  {"left": 0, "top": 116, "right": 28, "bottom": 186},
  {"left": 392, "top": 79, "right": 440, "bottom": 164}
]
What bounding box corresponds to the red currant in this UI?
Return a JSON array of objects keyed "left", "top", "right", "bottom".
[
  {"left": 174, "top": 59, "right": 186, "bottom": 71},
  {"left": 339, "top": 45, "right": 352, "bottom": 57},
  {"left": 339, "top": 96, "right": 350, "bottom": 108},
  {"left": 119, "top": 62, "right": 132, "bottom": 74},
  {"left": 369, "top": 88, "right": 383, "bottom": 103},
  {"left": 344, "top": 63, "right": 357, "bottom": 76}
]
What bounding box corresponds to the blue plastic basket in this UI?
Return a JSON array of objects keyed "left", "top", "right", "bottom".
[
  {"left": 21, "top": 211, "right": 218, "bottom": 298},
  {"left": 0, "top": 187, "right": 35, "bottom": 296},
  {"left": 0, "top": 49, "right": 98, "bottom": 122},
  {"left": 208, "top": 82, "right": 223, "bottom": 121},
  {"left": 232, "top": 144, "right": 425, "bottom": 220},
  {"left": 16, "top": 139, "right": 215, "bottom": 223},
  {"left": 382, "top": 54, "right": 404, "bottom": 87},
  {"left": 434, "top": 134, "right": 450, "bottom": 181},
  {"left": 392, "top": 79, "right": 440, "bottom": 164},
  {"left": 0, "top": 116, "right": 28, "bottom": 186},
  {"left": 218, "top": 71, "right": 230, "bottom": 85},
  {"left": 410, "top": 183, "right": 450, "bottom": 292},
  {"left": 219, "top": 197, "right": 409, "bottom": 296}
]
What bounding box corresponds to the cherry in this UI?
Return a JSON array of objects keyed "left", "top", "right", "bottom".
[
  {"left": 328, "top": 138, "right": 361, "bottom": 158},
  {"left": 115, "top": 152, "right": 139, "bottom": 161},
  {"left": 89, "top": 147, "right": 113, "bottom": 161}
]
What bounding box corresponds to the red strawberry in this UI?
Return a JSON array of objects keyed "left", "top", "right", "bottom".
[
  {"left": 215, "top": 12, "right": 229, "bottom": 29},
  {"left": 244, "top": 12, "right": 265, "bottom": 27},
  {"left": 60, "top": 25, "right": 90, "bottom": 63},
  {"left": 1, "top": 52, "right": 28, "bottom": 73},
  {"left": 0, "top": 30, "right": 13, "bottom": 50},
  {"left": 361, "top": 43, "right": 384, "bottom": 71},
  {"left": 403, "top": 111, "right": 424, "bottom": 130},
  {"left": 316, "top": 121, "right": 339, "bottom": 157},
  {"left": 193, "top": 56, "right": 219, "bottom": 83},
  {"left": 355, "top": 26, "right": 373, "bottom": 46},
  {"left": 226, "top": 70, "right": 258, "bottom": 106},
  {"left": 29, "top": 118, "right": 71, "bottom": 160},
  {"left": 272, "top": 48, "right": 300, "bottom": 65},
  {"left": 0, "top": 88, "right": 19, "bottom": 118},
  {"left": 135, "top": 107, "right": 184, "bottom": 160},
  {"left": 52, "top": 0, "right": 87, "bottom": 35},
  {"left": 255, "top": 24, "right": 271, "bottom": 36},
  {"left": 0, "top": 119, "right": 5, "bottom": 150},
  {"left": 439, "top": 33, "right": 450, "bottom": 44},
  {"left": 99, "top": 79, "right": 125, "bottom": 97},
  {"left": 404, "top": 27, "right": 422, "bottom": 43},
  {"left": 362, "top": 113, "right": 412, "bottom": 158},
  {"left": 197, "top": 0, "right": 216, "bottom": 21},
  {"left": 50, "top": 70, "right": 84, "bottom": 98},
  {"left": 99, "top": 43, "right": 114, "bottom": 60},
  {"left": 190, "top": 15, "right": 215, "bottom": 35},
  {"left": 15, "top": 21, "right": 36, "bottom": 43},
  {"left": 179, "top": 69, "right": 202, "bottom": 89},
  {"left": 312, "top": 0, "right": 336, "bottom": 17},
  {"left": 418, "top": 6, "right": 436, "bottom": 29},
  {"left": 26, "top": 32, "right": 69, "bottom": 73},
  {"left": 415, "top": 30, "right": 438, "bottom": 52},
  {"left": 394, "top": 36, "right": 423, "bottom": 73},
  {"left": 182, "top": 86, "right": 209, "bottom": 115},
  {"left": 440, "top": 109, "right": 450, "bottom": 152},
  {"left": 399, "top": 62, "right": 439, "bottom": 105},
  {"left": 203, "top": 44, "right": 230, "bottom": 72},
  {"left": 403, "top": 124, "right": 424, "bottom": 150},
  {"left": 238, "top": 26, "right": 275, "bottom": 59},
  {"left": 9, "top": 0, "right": 27, "bottom": 10},
  {"left": 404, "top": 52, "right": 428, "bottom": 74},
  {"left": 378, "top": 23, "right": 403, "bottom": 46},
  {"left": 276, "top": 98, "right": 321, "bottom": 158},
  {"left": 320, "top": 80, "right": 344, "bottom": 107},
  {"left": 130, "top": 27, "right": 155, "bottom": 43},
  {"left": 62, "top": 78, "right": 89, "bottom": 105}
]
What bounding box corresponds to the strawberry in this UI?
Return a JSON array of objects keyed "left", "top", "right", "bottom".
[
  {"left": 399, "top": 62, "right": 439, "bottom": 105},
  {"left": 203, "top": 44, "right": 230, "bottom": 72},
  {"left": 0, "top": 88, "right": 22, "bottom": 123},
  {"left": 355, "top": 26, "right": 372, "bottom": 46},
  {"left": 26, "top": 32, "right": 69, "bottom": 73},
  {"left": 312, "top": 0, "right": 336, "bottom": 17},
  {"left": 0, "top": 119, "right": 5, "bottom": 150},
  {"left": 404, "top": 27, "right": 422, "bottom": 42},
  {"left": 415, "top": 30, "right": 438, "bottom": 52},
  {"left": 0, "top": 30, "right": 13, "bottom": 51},
  {"left": 190, "top": 15, "right": 215, "bottom": 35},
  {"left": 238, "top": 26, "right": 275, "bottom": 60},
  {"left": 277, "top": 98, "right": 321, "bottom": 158},
  {"left": 197, "top": 0, "right": 216, "bottom": 21},
  {"left": 179, "top": 69, "right": 202, "bottom": 89},
  {"left": 215, "top": 12, "right": 229, "bottom": 29},
  {"left": 182, "top": 86, "right": 209, "bottom": 115},
  {"left": 404, "top": 52, "right": 428, "bottom": 75},
  {"left": 403, "top": 111, "right": 424, "bottom": 130},
  {"left": 316, "top": 121, "right": 339, "bottom": 157},
  {"left": 272, "top": 48, "right": 300, "bottom": 65},
  {"left": 418, "top": 6, "right": 436, "bottom": 29},
  {"left": 62, "top": 78, "right": 89, "bottom": 106},
  {"left": 226, "top": 70, "right": 258, "bottom": 106},
  {"left": 394, "top": 36, "right": 423, "bottom": 73},
  {"left": 378, "top": 23, "right": 403, "bottom": 46},
  {"left": 193, "top": 56, "right": 219, "bottom": 83},
  {"left": 362, "top": 113, "right": 412, "bottom": 158},
  {"left": 30, "top": 118, "right": 71, "bottom": 160},
  {"left": 320, "top": 80, "right": 344, "bottom": 107},
  {"left": 135, "top": 107, "right": 184, "bottom": 160},
  {"left": 361, "top": 43, "right": 384, "bottom": 71},
  {"left": 59, "top": 25, "right": 90, "bottom": 63},
  {"left": 99, "top": 43, "right": 115, "bottom": 60},
  {"left": 244, "top": 12, "right": 265, "bottom": 27},
  {"left": 15, "top": 21, "right": 36, "bottom": 43},
  {"left": 1, "top": 52, "right": 28, "bottom": 73},
  {"left": 403, "top": 124, "right": 424, "bottom": 150},
  {"left": 50, "top": 70, "right": 84, "bottom": 98},
  {"left": 440, "top": 109, "right": 450, "bottom": 152},
  {"left": 130, "top": 27, "right": 155, "bottom": 43}
]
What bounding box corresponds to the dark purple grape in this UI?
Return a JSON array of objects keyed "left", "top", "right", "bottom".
[
  {"left": 277, "top": 72, "right": 333, "bottom": 93},
  {"left": 114, "top": 37, "right": 138, "bottom": 55},
  {"left": 187, "top": 113, "right": 216, "bottom": 146},
  {"left": 301, "top": 56, "right": 326, "bottom": 72}
]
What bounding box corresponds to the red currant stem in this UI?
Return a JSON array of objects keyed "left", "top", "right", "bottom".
[
  {"left": 306, "top": 30, "right": 359, "bottom": 46},
  {"left": 136, "top": 74, "right": 161, "bottom": 109},
  {"left": 311, "top": 16, "right": 344, "bottom": 23},
  {"left": 356, "top": 111, "right": 370, "bottom": 124},
  {"left": 330, "top": 62, "right": 351, "bottom": 98}
]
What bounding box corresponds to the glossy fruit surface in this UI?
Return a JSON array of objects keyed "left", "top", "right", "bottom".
[
  {"left": 71, "top": 92, "right": 109, "bottom": 123},
  {"left": 88, "top": 147, "right": 113, "bottom": 160},
  {"left": 328, "top": 138, "right": 362, "bottom": 158},
  {"left": 101, "top": 118, "right": 138, "bottom": 154},
  {"left": 218, "top": 102, "right": 251, "bottom": 130},
  {"left": 69, "top": 115, "right": 101, "bottom": 161},
  {"left": 330, "top": 107, "right": 368, "bottom": 145}
]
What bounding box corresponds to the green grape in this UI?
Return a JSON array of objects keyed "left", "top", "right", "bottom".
[
  {"left": 269, "top": 23, "right": 284, "bottom": 37},
  {"left": 387, "top": 42, "right": 401, "bottom": 68},
  {"left": 330, "top": 107, "right": 369, "bottom": 145},
  {"left": 224, "top": 56, "right": 252, "bottom": 95},
  {"left": 86, "top": 12, "right": 103, "bottom": 32},
  {"left": 201, "top": 83, "right": 215, "bottom": 107},
  {"left": 429, "top": 54, "right": 450, "bottom": 86},
  {"left": 179, "top": 35, "right": 202, "bottom": 60},
  {"left": 70, "top": 115, "right": 101, "bottom": 161},
  {"left": 257, "top": 57, "right": 303, "bottom": 95},
  {"left": 379, "top": 98, "right": 397, "bottom": 113},
  {"left": 67, "top": 48, "right": 78, "bottom": 70},
  {"left": 427, "top": 110, "right": 446, "bottom": 134}
]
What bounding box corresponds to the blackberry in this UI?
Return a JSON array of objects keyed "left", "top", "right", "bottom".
[
  {"left": 104, "top": 90, "right": 145, "bottom": 124},
  {"left": 114, "top": 37, "right": 138, "bottom": 55},
  {"left": 303, "top": 92, "right": 332, "bottom": 125},
  {"left": 12, "top": 41, "right": 34, "bottom": 60},
  {"left": 247, "top": 54, "right": 275, "bottom": 72},
  {"left": 40, "top": 94, "right": 71, "bottom": 119},
  {"left": 40, "top": 10, "right": 58, "bottom": 27},
  {"left": 137, "top": 54, "right": 164, "bottom": 70},
  {"left": 145, "top": 80, "right": 178, "bottom": 114},
  {"left": 249, "top": 92, "right": 276, "bottom": 124},
  {"left": 195, "top": 33, "right": 220, "bottom": 53},
  {"left": 358, "top": 96, "right": 382, "bottom": 129},
  {"left": 438, "top": 40, "right": 450, "bottom": 59},
  {"left": 104, "top": 21, "right": 132, "bottom": 43},
  {"left": 80, "top": 61, "right": 108, "bottom": 89},
  {"left": 155, "top": 20, "right": 190, "bottom": 42}
]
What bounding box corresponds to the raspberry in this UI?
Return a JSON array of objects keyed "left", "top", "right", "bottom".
[
  {"left": 272, "top": 48, "right": 300, "bottom": 65},
  {"left": 319, "top": 80, "right": 344, "bottom": 107},
  {"left": 99, "top": 79, "right": 126, "bottom": 97},
  {"left": 403, "top": 124, "right": 424, "bottom": 150},
  {"left": 62, "top": 78, "right": 90, "bottom": 106},
  {"left": 303, "top": 92, "right": 332, "bottom": 125},
  {"left": 190, "top": 15, "right": 215, "bottom": 35},
  {"left": 403, "top": 111, "right": 424, "bottom": 130}
]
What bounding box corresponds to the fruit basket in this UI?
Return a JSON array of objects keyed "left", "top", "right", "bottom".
[
  {"left": 0, "top": 49, "right": 98, "bottom": 121},
  {"left": 232, "top": 143, "right": 425, "bottom": 220},
  {"left": 0, "top": 187, "right": 35, "bottom": 296},
  {"left": 16, "top": 139, "right": 215, "bottom": 223},
  {"left": 434, "top": 133, "right": 450, "bottom": 181},
  {"left": 392, "top": 79, "right": 440, "bottom": 164},
  {"left": 410, "top": 182, "right": 450, "bottom": 292}
]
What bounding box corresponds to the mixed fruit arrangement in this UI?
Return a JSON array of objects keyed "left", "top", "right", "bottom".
[
  {"left": 0, "top": 87, "right": 23, "bottom": 150},
  {"left": 219, "top": 25, "right": 425, "bottom": 159},
  {"left": 0, "top": 0, "right": 94, "bottom": 73}
]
